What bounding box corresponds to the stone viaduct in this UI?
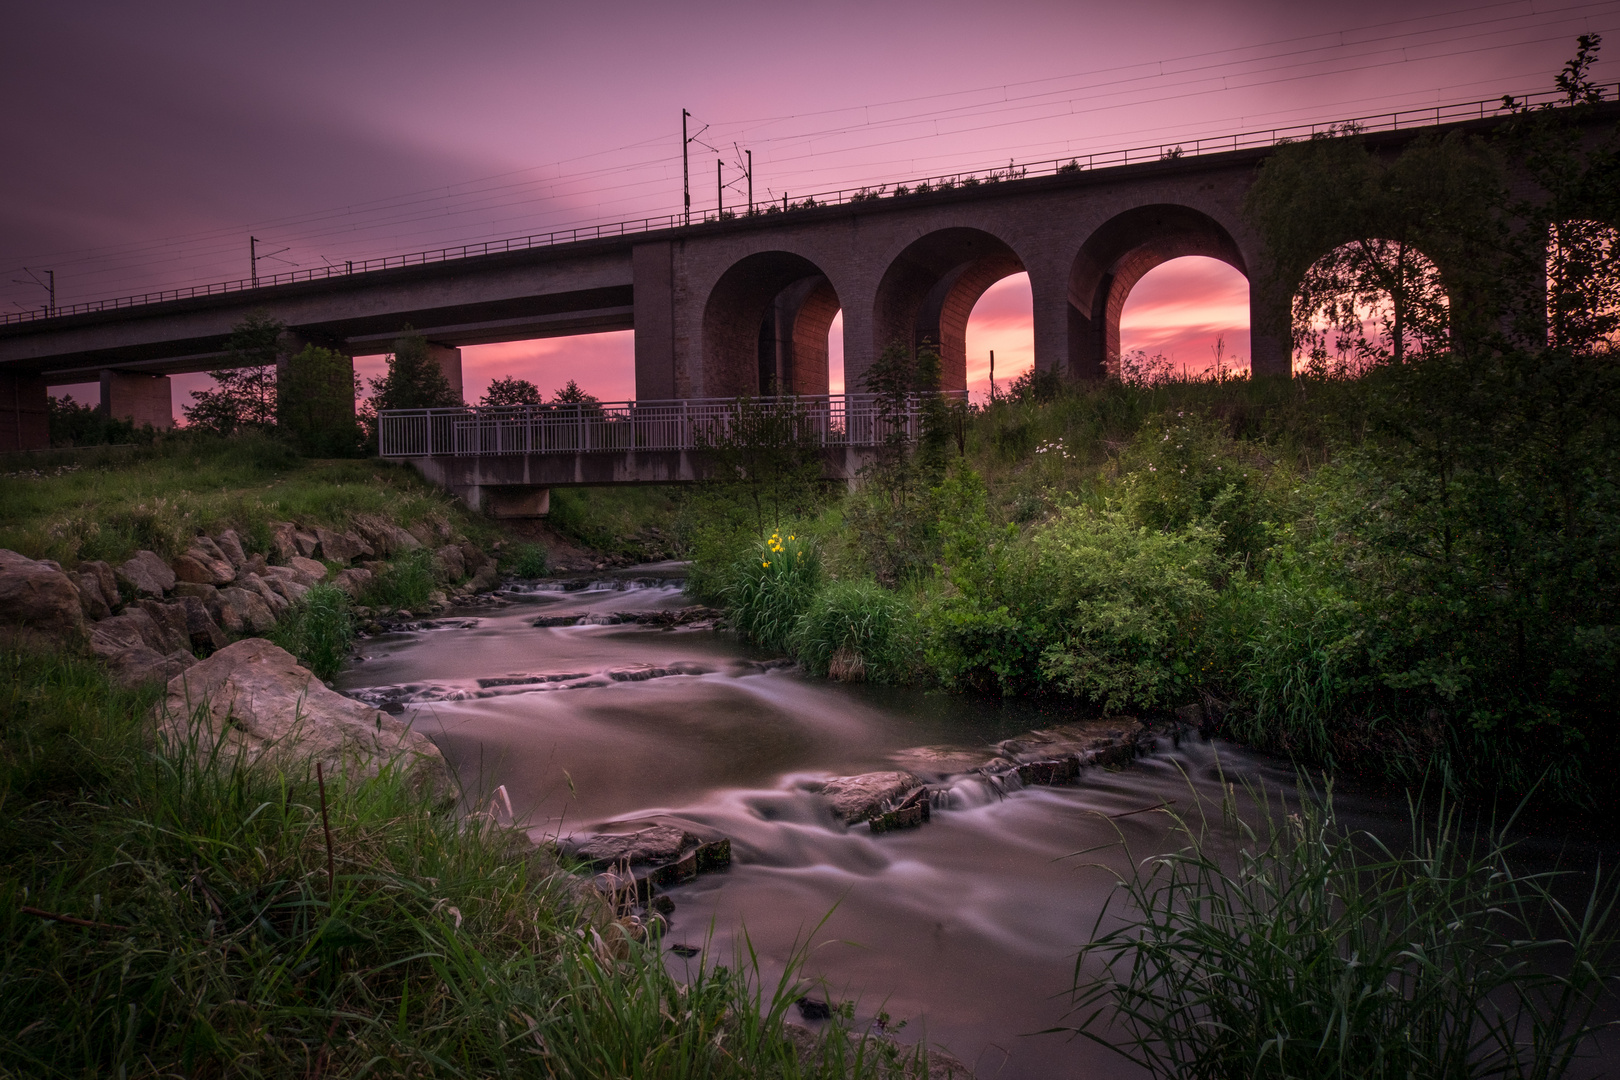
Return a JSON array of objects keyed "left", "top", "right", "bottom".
[{"left": 0, "top": 104, "right": 1552, "bottom": 453}]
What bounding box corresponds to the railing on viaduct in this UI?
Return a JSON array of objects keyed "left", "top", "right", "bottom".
[
  {"left": 377, "top": 393, "right": 956, "bottom": 459},
  {"left": 6, "top": 83, "right": 1607, "bottom": 329}
]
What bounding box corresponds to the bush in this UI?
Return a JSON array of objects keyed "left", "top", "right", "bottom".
[
  {"left": 723, "top": 529, "right": 821, "bottom": 653},
  {"left": 794, "top": 578, "right": 904, "bottom": 681},
  {"left": 508, "top": 542, "right": 549, "bottom": 578},
  {"left": 363, "top": 548, "right": 437, "bottom": 610},
  {"left": 268, "top": 583, "right": 354, "bottom": 678},
  {"left": 1067, "top": 785, "right": 1619, "bottom": 1080}
]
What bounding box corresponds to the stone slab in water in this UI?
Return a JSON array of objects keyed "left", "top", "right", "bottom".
[{"left": 817, "top": 770, "right": 925, "bottom": 825}]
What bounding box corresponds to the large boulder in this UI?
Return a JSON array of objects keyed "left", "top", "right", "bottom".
[
  {"left": 815, "top": 771, "right": 924, "bottom": 825},
  {"left": 134, "top": 599, "right": 193, "bottom": 654},
  {"left": 78, "top": 560, "right": 121, "bottom": 610},
  {"left": 260, "top": 567, "right": 310, "bottom": 604},
  {"left": 89, "top": 606, "right": 195, "bottom": 688},
  {"left": 175, "top": 582, "right": 243, "bottom": 636},
  {"left": 0, "top": 550, "right": 87, "bottom": 650},
  {"left": 238, "top": 572, "right": 290, "bottom": 617},
  {"left": 73, "top": 571, "right": 113, "bottom": 620},
  {"left": 214, "top": 530, "right": 248, "bottom": 569},
  {"left": 268, "top": 522, "right": 299, "bottom": 564},
  {"left": 287, "top": 556, "right": 329, "bottom": 587},
  {"left": 434, "top": 544, "right": 466, "bottom": 582},
  {"left": 352, "top": 515, "right": 420, "bottom": 556},
  {"left": 169, "top": 595, "right": 229, "bottom": 654},
  {"left": 292, "top": 529, "right": 321, "bottom": 559},
  {"left": 157, "top": 639, "right": 454, "bottom": 802},
  {"left": 314, "top": 527, "right": 373, "bottom": 564},
  {"left": 116, "top": 551, "right": 175, "bottom": 598},
  {"left": 332, "top": 567, "right": 373, "bottom": 599},
  {"left": 173, "top": 540, "right": 235, "bottom": 586},
  {"left": 220, "top": 586, "right": 276, "bottom": 634}
]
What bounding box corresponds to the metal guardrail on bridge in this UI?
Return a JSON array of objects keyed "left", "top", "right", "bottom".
[{"left": 378, "top": 394, "right": 955, "bottom": 458}]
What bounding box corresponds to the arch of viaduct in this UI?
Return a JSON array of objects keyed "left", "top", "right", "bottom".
[{"left": 0, "top": 140, "right": 1319, "bottom": 451}]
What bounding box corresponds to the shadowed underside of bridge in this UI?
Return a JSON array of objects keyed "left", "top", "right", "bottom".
[{"left": 0, "top": 108, "right": 1551, "bottom": 454}]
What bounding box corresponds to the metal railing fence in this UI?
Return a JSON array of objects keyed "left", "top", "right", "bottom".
[
  {"left": 7, "top": 83, "right": 1609, "bottom": 328},
  {"left": 377, "top": 393, "right": 963, "bottom": 458}
]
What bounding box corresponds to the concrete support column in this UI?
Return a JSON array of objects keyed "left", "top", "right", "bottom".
[
  {"left": 632, "top": 242, "right": 677, "bottom": 400},
  {"left": 1, "top": 373, "right": 49, "bottom": 451},
  {"left": 424, "top": 343, "right": 463, "bottom": 403},
  {"left": 99, "top": 370, "right": 173, "bottom": 429}
]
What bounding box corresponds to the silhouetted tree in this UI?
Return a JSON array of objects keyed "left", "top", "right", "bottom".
[
  {"left": 278, "top": 344, "right": 361, "bottom": 456},
  {"left": 368, "top": 327, "right": 462, "bottom": 411},
  {"left": 480, "top": 376, "right": 542, "bottom": 406},
  {"left": 183, "top": 311, "right": 282, "bottom": 435}
]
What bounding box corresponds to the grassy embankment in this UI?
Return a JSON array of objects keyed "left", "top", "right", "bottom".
[{"left": 0, "top": 436, "right": 918, "bottom": 1078}]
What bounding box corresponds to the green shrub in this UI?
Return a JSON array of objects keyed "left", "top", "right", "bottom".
[
  {"left": 794, "top": 578, "right": 904, "bottom": 681},
  {"left": 1067, "top": 785, "right": 1620, "bottom": 1080},
  {"left": 268, "top": 583, "right": 355, "bottom": 678},
  {"left": 363, "top": 548, "right": 437, "bottom": 610},
  {"left": 724, "top": 529, "right": 821, "bottom": 653},
  {"left": 508, "top": 541, "right": 549, "bottom": 578}
]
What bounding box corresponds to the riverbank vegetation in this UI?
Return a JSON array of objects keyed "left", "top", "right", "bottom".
[
  {"left": 0, "top": 650, "right": 911, "bottom": 1078},
  {"left": 689, "top": 60, "right": 1620, "bottom": 811}
]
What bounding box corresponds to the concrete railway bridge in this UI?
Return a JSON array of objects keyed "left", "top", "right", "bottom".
[{"left": 0, "top": 97, "right": 1563, "bottom": 507}]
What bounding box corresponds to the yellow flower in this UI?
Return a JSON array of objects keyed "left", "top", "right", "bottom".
[{"left": 762, "top": 560, "right": 771, "bottom": 568}]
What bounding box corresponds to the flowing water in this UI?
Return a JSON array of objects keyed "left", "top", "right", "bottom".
[{"left": 335, "top": 569, "right": 1611, "bottom": 1079}]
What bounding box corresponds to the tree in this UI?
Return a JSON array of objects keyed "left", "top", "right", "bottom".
[
  {"left": 367, "top": 328, "right": 462, "bottom": 412},
  {"left": 550, "top": 379, "right": 598, "bottom": 408},
  {"left": 480, "top": 376, "right": 542, "bottom": 407},
  {"left": 182, "top": 311, "right": 282, "bottom": 434},
  {"left": 278, "top": 344, "right": 361, "bottom": 456}
]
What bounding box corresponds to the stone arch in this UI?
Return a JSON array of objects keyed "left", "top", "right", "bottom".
[
  {"left": 1288, "top": 238, "right": 1452, "bottom": 368},
  {"left": 1068, "top": 205, "right": 1247, "bottom": 378},
  {"left": 871, "top": 228, "right": 1026, "bottom": 394},
  {"left": 702, "top": 251, "right": 840, "bottom": 397}
]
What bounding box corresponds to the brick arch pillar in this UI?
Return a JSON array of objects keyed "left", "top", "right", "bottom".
[
  {"left": 704, "top": 251, "right": 841, "bottom": 398},
  {"left": 758, "top": 275, "right": 839, "bottom": 395}
]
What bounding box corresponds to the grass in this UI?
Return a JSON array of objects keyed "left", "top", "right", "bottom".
[
  {"left": 0, "top": 648, "right": 931, "bottom": 1079},
  {"left": 362, "top": 547, "right": 439, "bottom": 610},
  {"left": 0, "top": 431, "right": 498, "bottom": 567},
  {"left": 266, "top": 584, "right": 355, "bottom": 679},
  {"left": 1064, "top": 780, "right": 1620, "bottom": 1079},
  {"left": 546, "top": 486, "right": 691, "bottom": 561},
  {"left": 506, "top": 542, "right": 549, "bottom": 579}
]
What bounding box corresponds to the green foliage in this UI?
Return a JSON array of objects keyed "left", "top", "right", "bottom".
[
  {"left": 481, "top": 375, "right": 543, "bottom": 406},
  {"left": 45, "top": 394, "right": 151, "bottom": 449},
  {"left": 1067, "top": 785, "right": 1620, "bottom": 1080},
  {"left": 183, "top": 311, "right": 283, "bottom": 436},
  {"left": 723, "top": 529, "right": 821, "bottom": 653},
  {"left": 507, "top": 542, "right": 549, "bottom": 578},
  {"left": 267, "top": 583, "right": 355, "bottom": 678},
  {"left": 277, "top": 344, "right": 362, "bottom": 457},
  {"left": 0, "top": 650, "right": 907, "bottom": 1079},
  {"left": 367, "top": 327, "right": 463, "bottom": 412},
  {"left": 793, "top": 578, "right": 904, "bottom": 681},
  {"left": 364, "top": 548, "right": 438, "bottom": 610},
  {"left": 1117, "top": 410, "right": 1278, "bottom": 564},
  {"left": 694, "top": 396, "right": 828, "bottom": 537}
]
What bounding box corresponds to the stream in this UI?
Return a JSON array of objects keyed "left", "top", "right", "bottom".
[{"left": 334, "top": 568, "right": 1613, "bottom": 1079}]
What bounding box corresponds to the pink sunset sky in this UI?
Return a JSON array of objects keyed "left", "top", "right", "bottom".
[{"left": 5, "top": 1, "right": 1613, "bottom": 415}]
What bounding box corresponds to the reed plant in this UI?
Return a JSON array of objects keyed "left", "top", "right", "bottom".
[
  {"left": 1064, "top": 781, "right": 1620, "bottom": 1080},
  {"left": 792, "top": 578, "right": 904, "bottom": 682},
  {"left": 724, "top": 529, "right": 821, "bottom": 653},
  {"left": 267, "top": 582, "right": 356, "bottom": 678},
  {"left": 0, "top": 648, "right": 919, "bottom": 1079},
  {"left": 364, "top": 546, "right": 439, "bottom": 610}
]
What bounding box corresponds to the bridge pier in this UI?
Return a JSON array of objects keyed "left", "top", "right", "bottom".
[
  {"left": 1, "top": 373, "right": 49, "bottom": 451},
  {"left": 424, "top": 342, "right": 464, "bottom": 402},
  {"left": 99, "top": 370, "right": 173, "bottom": 428}
]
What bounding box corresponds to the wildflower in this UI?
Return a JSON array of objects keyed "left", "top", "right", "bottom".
[{"left": 762, "top": 561, "right": 771, "bottom": 568}]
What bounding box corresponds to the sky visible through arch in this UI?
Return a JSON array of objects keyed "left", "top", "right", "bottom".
[{"left": 9, "top": 0, "right": 1614, "bottom": 414}]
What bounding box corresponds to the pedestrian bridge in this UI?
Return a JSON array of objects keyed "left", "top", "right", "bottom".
[{"left": 378, "top": 392, "right": 937, "bottom": 515}]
